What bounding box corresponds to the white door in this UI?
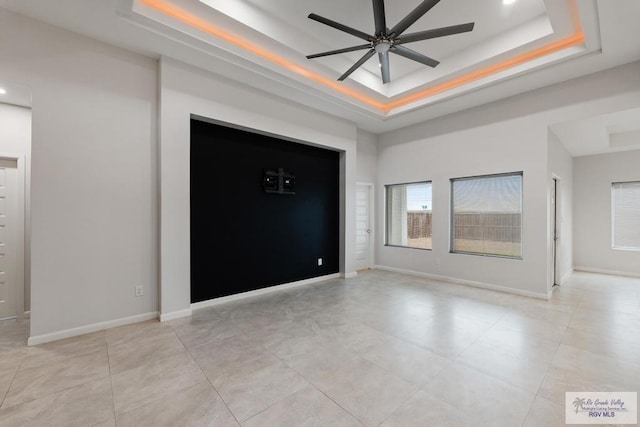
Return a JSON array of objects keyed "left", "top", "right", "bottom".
[
  {"left": 355, "top": 184, "right": 373, "bottom": 271},
  {"left": 0, "top": 159, "right": 19, "bottom": 320}
]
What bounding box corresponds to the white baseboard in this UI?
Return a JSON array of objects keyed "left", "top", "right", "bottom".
[
  {"left": 190, "top": 273, "right": 341, "bottom": 311},
  {"left": 573, "top": 266, "right": 640, "bottom": 279},
  {"left": 342, "top": 271, "right": 358, "bottom": 279},
  {"left": 27, "top": 311, "right": 159, "bottom": 346},
  {"left": 374, "top": 265, "right": 550, "bottom": 300},
  {"left": 24, "top": 310, "right": 31, "bottom": 318},
  {"left": 560, "top": 268, "right": 574, "bottom": 284},
  {"left": 159, "top": 308, "right": 193, "bottom": 322}
]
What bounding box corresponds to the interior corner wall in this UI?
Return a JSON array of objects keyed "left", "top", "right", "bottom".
[
  {"left": 573, "top": 149, "right": 640, "bottom": 276},
  {"left": 0, "top": 103, "right": 31, "bottom": 312},
  {"left": 159, "top": 57, "right": 358, "bottom": 318},
  {"left": 0, "top": 9, "right": 159, "bottom": 339},
  {"left": 377, "top": 115, "right": 551, "bottom": 297},
  {"left": 547, "top": 130, "right": 574, "bottom": 284}
]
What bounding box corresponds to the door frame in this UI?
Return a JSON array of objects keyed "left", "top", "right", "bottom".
[
  {"left": 355, "top": 182, "right": 374, "bottom": 271},
  {"left": 0, "top": 153, "right": 26, "bottom": 320},
  {"left": 551, "top": 175, "right": 561, "bottom": 288}
]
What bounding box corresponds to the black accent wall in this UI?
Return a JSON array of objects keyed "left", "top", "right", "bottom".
[{"left": 190, "top": 119, "right": 340, "bottom": 303}]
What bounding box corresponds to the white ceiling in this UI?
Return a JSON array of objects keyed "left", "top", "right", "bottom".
[
  {"left": 550, "top": 107, "right": 640, "bottom": 158},
  {"left": 1, "top": 0, "right": 640, "bottom": 151},
  {"left": 202, "top": 0, "right": 550, "bottom": 89}
]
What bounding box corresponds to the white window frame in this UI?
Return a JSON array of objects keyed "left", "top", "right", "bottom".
[
  {"left": 385, "top": 180, "right": 433, "bottom": 251},
  {"left": 611, "top": 181, "right": 640, "bottom": 251},
  {"left": 450, "top": 171, "right": 523, "bottom": 259}
]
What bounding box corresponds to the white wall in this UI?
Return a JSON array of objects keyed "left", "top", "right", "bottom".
[
  {"left": 0, "top": 103, "right": 31, "bottom": 312},
  {"left": 356, "top": 129, "right": 378, "bottom": 184},
  {"left": 159, "top": 57, "right": 358, "bottom": 319},
  {"left": 378, "top": 115, "right": 550, "bottom": 298},
  {"left": 574, "top": 149, "right": 640, "bottom": 276},
  {"left": 0, "top": 9, "right": 159, "bottom": 340},
  {"left": 376, "top": 61, "right": 640, "bottom": 298},
  {"left": 547, "top": 130, "right": 573, "bottom": 285}
]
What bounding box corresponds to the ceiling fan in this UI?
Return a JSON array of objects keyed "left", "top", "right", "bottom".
[{"left": 306, "top": 0, "right": 474, "bottom": 84}]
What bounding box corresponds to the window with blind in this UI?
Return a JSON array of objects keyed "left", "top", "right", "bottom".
[
  {"left": 612, "top": 181, "right": 640, "bottom": 250},
  {"left": 385, "top": 181, "right": 432, "bottom": 250},
  {"left": 451, "top": 172, "right": 523, "bottom": 258}
]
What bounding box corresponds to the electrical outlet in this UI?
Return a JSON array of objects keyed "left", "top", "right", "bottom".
[
  {"left": 435, "top": 258, "right": 440, "bottom": 265},
  {"left": 317, "top": 258, "right": 323, "bottom": 266},
  {"left": 135, "top": 285, "right": 143, "bottom": 297}
]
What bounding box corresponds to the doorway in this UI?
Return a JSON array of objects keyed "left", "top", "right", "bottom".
[
  {"left": 355, "top": 183, "right": 374, "bottom": 271},
  {"left": 0, "top": 93, "right": 31, "bottom": 327}
]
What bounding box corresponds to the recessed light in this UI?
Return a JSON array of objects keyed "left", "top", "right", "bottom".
[
  {"left": 503, "top": 0, "right": 516, "bottom": 4},
  {"left": 0, "top": 88, "right": 6, "bottom": 95}
]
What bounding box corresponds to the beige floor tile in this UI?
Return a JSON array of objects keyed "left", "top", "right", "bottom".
[
  {"left": 353, "top": 307, "right": 431, "bottom": 338},
  {"left": 251, "top": 317, "right": 327, "bottom": 347},
  {"left": 107, "top": 326, "right": 186, "bottom": 374},
  {"left": 190, "top": 335, "right": 281, "bottom": 384},
  {"left": 562, "top": 327, "right": 640, "bottom": 367},
  {"left": 493, "top": 310, "right": 569, "bottom": 343},
  {"left": 361, "top": 336, "right": 451, "bottom": 386},
  {"left": 111, "top": 351, "right": 206, "bottom": 414},
  {"left": 280, "top": 340, "right": 359, "bottom": 382},
  {"left": 324, "top": 321, "right": 392, "bottom": 356},
  {"left": 105, "top": 319, "right": 171, "bottom": 346},
  {"left": 456, "top": 341, "right": 552, "bottom": 392},
  {"left": 0, "top": 320, "right": 29, "bottom": 352},
  {"left": 394, "top": 315, "right": 492, "bottom": 359},
  {"left": 213, "top": 361, "right": 309, "bottom": 422},
  {"left": 577, "top": 293, "right": 640, "bottom": 316},
  {"left": 0, "top": 270, "right": 637, "bottom": 425},
  {"left": 380, "top": 390, "right": 474, "bottom": 427},
  {"left": 92, "top": 419, "right": 116, "bottom": 427},
  {"left": 538, "top": 344, "right": 640, "bottom": 406},
  {"left": 3, "top": 348, "right": 109, "bottom": 408},
  {"left": 313, "top": 358, "right": 416, "bottom": 427},
  {"left": 169, "top": 316, "right": 245, "bottom": 350},
  {"left": 538, "top": 366, "right": 611, "bottom": 406},
  {"left": 422, "top": 363, "right": 535, "bottom": 426},
  {"left": 522, "top": 395, "right": 567, "bottom": 427},
  {"left": 0, "top": 377, "right": 113, "bottom": 427},
  {"left": 0, "top": 349, "right": 26, "bottom": 404},
  {"left": 477, "top": 324, "right": 561, "bottom": 361},
  {"left": 117, "top": 381, "right": 239, "bottom": 427},
  {"left": 242, "top": 385, "right": 361, "bottom": 427},
  {"left": 262, "top": 327, "right": 334, "bottom": 359},
  {"left": 438, "top": 297, "right": 509, "bottom": 323},
  {"left": 569, "top": 306, "right": 640, "bottom": 336},
  {"left": 19, "top": 331, "right": 106, "bottom": 370}
]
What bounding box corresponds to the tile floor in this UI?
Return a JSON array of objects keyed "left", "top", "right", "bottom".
[{"left": 0, "top": 270, "right": 639, "bottom": 426}]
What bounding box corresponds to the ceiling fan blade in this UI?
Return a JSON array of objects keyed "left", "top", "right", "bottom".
[
  {"left": 308, "top": 13, "right": 373, "bottom": 41},
  {"left": 396, "top": 22, "right": 475, "bottom": 45},
  {"left": 338, "top": 49, "right": 376, "bottom": 81},
  {"left": 391, "top": 45, "right": 440, "bottom": 67},
  {"left": 307, "top": 44, "right": 372, "bottom": 59},
  {"left": 389, "top": 0, "right": 440, "bottom": 37},
  {"left": 372, "top": 0, "right": 387, "bottom": 36},
  {"left": 379, "top": 51, "right": 390, "bottom": 84}
]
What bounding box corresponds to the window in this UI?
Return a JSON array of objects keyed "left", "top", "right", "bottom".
[
  {"left": 612, "top": 181, "right": 640, "bottom": 250},
  {"left": 451, "top": 172, "right": 523, "bottom": 258},
  {"left": 386, "top": 181, "right": 432, "bottom": 250}
]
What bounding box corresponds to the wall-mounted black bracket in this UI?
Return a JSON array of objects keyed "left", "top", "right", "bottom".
[{"left": 263, "top": 167, "right": 296, "bottom": 195}]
